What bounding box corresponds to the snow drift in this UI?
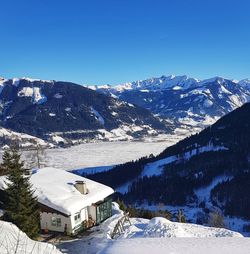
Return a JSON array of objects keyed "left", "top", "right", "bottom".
[{"left": 0, "top": 220, "right": 62, "bottom": 254}]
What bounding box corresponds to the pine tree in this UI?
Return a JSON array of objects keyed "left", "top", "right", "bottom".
[
  {"left": 208, "top": 210, "right": 224, "bottom": 228},
  {"left": 0, "top": 149, "right": 12, "bottom": 176},
  {"left": 116, "top": 198, "right": 126, "bottom": 211},
  {"left": 3, "top": 148, "right": 40, "bottom": 239},
  {"left": 176, "top": 209, "right": 186, "bottom": 223}
]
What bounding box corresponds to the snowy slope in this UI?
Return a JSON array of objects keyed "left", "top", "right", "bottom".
[
  {"left": 141, "top": 143, "right": 227, "bottom": 177},
  {"left": 0, "top": 220, "right": 62, "bottom": 254},
  {"left": 143, "top": 217, "right": 242, "bottom": 237},
  {"left": 58, "top": 203, "right": 247, "bottom": 254},
  {"left": 100, "top": 237, "right": 250, "bottom": 254},
  {"left": 116, "top": 142, "right": 228, "bottom": 193},
  {"left": 0, "top": 127, "right": 51, "bottom": 148},
  {"left": 111, "top": 103, "right": 250, "bottom": 235}
]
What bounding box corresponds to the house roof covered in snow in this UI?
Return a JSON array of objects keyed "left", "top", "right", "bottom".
[{"left": 0, "top": 167, "right": 114, "bottom": 216}]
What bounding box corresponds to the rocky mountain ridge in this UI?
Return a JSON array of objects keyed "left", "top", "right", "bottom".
[{"left": 0, "top": 77, "right": 172, "bottom": 147}]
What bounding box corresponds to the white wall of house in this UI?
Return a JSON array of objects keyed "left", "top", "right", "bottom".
[
  {"left": 88, "top": 205, "right": 97, "bottom": 221},
  {"left": 40, "top": 212, "right": 72, "bottom": 233},
  {"left": 70, "top": 207, "right": 89, "bottom": 233},
  {"left": 80, "top": 207, "right": 88, "bottom": 221},
  {"left": 40, "top": 206, "right": 98, "bottom": 234}
]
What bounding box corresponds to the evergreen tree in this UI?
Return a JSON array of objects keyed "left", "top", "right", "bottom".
[
  {"left": 208, "top": 210, "right": 224, "bottom": 228},
  {"left": 176, "top": 209, "right": 186, "bottom": 223},
  {"left": 116, "top": 198, "right": 126, "bottom": 211},
  {"left": 3, "top": 148, "right": 40, "bottom": 239}
]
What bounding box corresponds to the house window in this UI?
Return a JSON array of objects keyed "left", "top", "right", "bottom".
[
  {"left": 74, "top": 213, "right": 81, "bottom": 224},
  {"left": 56, "top": 218, "right": 62, "bottom": 227},
  {"left": 51, "top": 217, "right": 61, "bottom": 227}
]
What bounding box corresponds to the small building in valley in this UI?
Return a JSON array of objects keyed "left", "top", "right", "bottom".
[{"left": 0, "top": 167, "right": 114, "bottom": 235}]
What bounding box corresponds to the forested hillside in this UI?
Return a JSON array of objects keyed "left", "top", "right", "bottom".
[{"left": 86, "top": 103, "right": 250, "bottom": 220}]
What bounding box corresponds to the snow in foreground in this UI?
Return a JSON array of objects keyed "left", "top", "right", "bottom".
[
  {"left": 121, "top": 217, "right": 242, "bottom": 238},
  {"left": 58, "top": 203, "right": 248, "bottom": 254},
  {"left": 0, "top": 220, "right": 62, "bottom": 254},
  {"left": 100, "top": 237, "right": 250, "bottom": 254}
]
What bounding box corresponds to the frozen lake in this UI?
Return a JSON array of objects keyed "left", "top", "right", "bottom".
[
  {"left": 42, "top": 140, "right": 175, "bottom": 171},
  {"left": 0, "top": 134, "right": 183, "bottom": 172}
]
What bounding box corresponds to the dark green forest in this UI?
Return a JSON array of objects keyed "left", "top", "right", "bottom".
[{"left": 83, "top": 103, "right": 250, "bottom": 220}]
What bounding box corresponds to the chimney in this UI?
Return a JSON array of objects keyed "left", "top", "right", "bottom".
[{"left": 74, "top": 180, "right": 88, "bottom": 195}]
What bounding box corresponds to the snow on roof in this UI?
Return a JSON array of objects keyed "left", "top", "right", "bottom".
[{"left": 0, "top": 167, "right": 114, "bottom": 216}]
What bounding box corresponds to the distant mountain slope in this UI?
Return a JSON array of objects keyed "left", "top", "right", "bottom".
[
  {"left": 0, "top": 77, "right": 172, "bottom": 146},
  {"left": 87, "top": 103, "right": 250, "bottom": 222},
  {"left": 90, "top": 75, "right": 250, "bottom": 131},
  {"left": 0, "top": 127, "right": 51, "bottom": 148}
]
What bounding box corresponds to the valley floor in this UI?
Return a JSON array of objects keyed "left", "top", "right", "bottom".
[{"left": 21, "top": 136, "right": 180, "bottom": 171}]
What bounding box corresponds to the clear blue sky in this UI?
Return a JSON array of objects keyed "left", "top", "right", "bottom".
[{"left": 0, "top": 0, "right": 249, "bottom": 85}]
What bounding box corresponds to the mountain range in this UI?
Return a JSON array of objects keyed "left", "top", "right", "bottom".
[
  {"left": 0, "top": 75, "right": 250, "bottom": 148},
  {"left": 90, "top": 75, "right": 250, "bottom": 131},
  {"left": 0, "top": 77, "right": 171, "bottom": 147}
]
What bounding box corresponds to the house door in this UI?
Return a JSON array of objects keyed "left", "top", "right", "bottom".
[{"left": 96, "top": 199, "right": 112, "bottom": 224}]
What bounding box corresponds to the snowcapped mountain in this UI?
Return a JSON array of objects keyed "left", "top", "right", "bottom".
[
  {"left": 90, "top": 75, "right": 199, "bottom": 92},
  {"left": 0, "top": 77, "right": 172, "bottom": 147},
  {"left": 238, "top": 78, "right": 250, "bottom": 87},
  {"left": 1, "top": 75, "right": 249, "bottom": 148},
  {"left": 90, "top": 75, "right": 250, "bottom": 132}
]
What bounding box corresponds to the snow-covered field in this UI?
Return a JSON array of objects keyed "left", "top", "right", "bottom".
[{"left": 58, "top": 203, "right": 250, "bottom": 254}]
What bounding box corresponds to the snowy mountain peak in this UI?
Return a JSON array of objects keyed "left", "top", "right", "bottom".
[
  {"left": 90, "top": 74, "right": 250, "bottom": 134},
  {"left": 238, "top": 78, "right": 250, "bottom": 87},
  {"left": 91, "top": 75, "right": 250, "bottom": 94},
  {"left": 111, "top": 75, "right": 200, "bottom": 92},
  {"left": 0, "top": 78, "right": 21, "bottom": 88},
  {"left": 89, "top": 75, "right": 250, "bottom": 95},
  {"left": 199, "top": 76, "right": 226, "bottom": 85},
  {"left": 0, "top": 77, "right": 54, "bottom": 86},
  {"left": 20, "top": 77, "right": 54, "bottom": 83},
  {"left": 0, "top": 77, "right": 172, "bottom": 147}
]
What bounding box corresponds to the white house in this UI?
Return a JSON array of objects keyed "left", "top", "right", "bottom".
[{"left": 0, "top": 167, "right": 114, "bottom": 235}]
